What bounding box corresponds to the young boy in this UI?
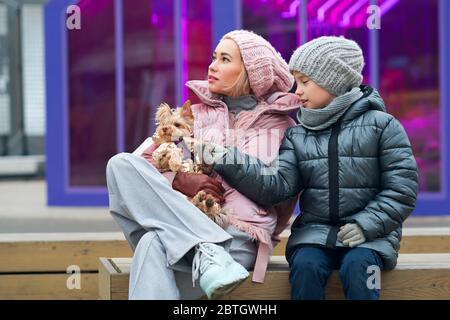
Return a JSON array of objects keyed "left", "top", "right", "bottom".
[{"left": 204, "top": 36, "right": 419, "bottom": 300}]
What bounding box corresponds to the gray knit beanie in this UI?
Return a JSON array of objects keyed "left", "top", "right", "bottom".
[{"left": 288, "top": 36, "right": 365, "bottom": 96}]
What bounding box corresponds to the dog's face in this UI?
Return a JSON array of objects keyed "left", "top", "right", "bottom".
[{"left": 153, "top": 100, "right": 194, "bottom": 144}]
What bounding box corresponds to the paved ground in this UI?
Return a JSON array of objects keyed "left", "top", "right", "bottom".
[
  {"left": 1, "top": 179, "right": 450, "bottom": 233},
  {"left": 0, "top": 179, "right": 120, "bottom": 233}
]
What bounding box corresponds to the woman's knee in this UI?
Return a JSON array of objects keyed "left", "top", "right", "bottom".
[
  {"left": 106, "top": 152, "right": 132, "bottom": 174},
  {"left": 134, "top": 230, "right": 163, "bottom": 255},
  {"left": 106, "top": 152, "right": 160, "bottom": 190}
]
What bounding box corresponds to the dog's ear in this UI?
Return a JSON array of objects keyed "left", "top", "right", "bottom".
[
  {"left": 180, "top": 100, "right": 193, "bottom": 120},
  {"left": 156, "top": 103, "right": 173, "bottom": 125}
]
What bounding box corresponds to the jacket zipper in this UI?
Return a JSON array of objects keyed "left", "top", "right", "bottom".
[{"left": 326, "top": 121, "right": 342, "bottom": 248}]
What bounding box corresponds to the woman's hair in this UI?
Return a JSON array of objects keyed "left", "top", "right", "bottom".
[
  {"left": 226, "top": 65, "right": 251, "bottom": 97},
  {"left": 219, "top": 37, "right": 252, "bottom": 97}
]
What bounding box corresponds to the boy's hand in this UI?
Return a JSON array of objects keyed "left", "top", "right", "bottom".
[
  {"left": 337, "top": 223, "right": 366, "bottom": 247},
  {"left": 184, "top": 137, "right": 228, "bottom": 165}
]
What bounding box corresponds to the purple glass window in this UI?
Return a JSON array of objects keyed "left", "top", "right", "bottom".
[
  {"left": 379, "top": 0, "right": 441, "bottom": 193},
  {"left": 122, "top": 0, "right": 176, "bottom": 152},
  {"left": 46, "top": 0, "right": 448, "bottom": 210},
  {"left": 306, "top": 0, "right": 371, "bottom": 84},
  {"left": 242, "top": 0, "right": 301, "bottom": 61},
  {"left": 68, "top": 0, "right": 117, "bottom": 187},
  {"left": 186, "top": 0, "right": 212, "bottom": 104}
]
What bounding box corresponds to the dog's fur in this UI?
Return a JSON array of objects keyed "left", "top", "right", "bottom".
[
  {"left": 151, "top": 100, "right": 229, "bottom": 228},
  {"left": 152, "top": 142, "right": 194, "bottom": 173},
  {"left": 152, "top": 101, "right": 194, "bottom": 145},
  {"left": 191, "top": 191, "right": 230, "bottom": 229}
]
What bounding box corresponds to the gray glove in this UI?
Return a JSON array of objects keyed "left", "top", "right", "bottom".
[{"left": 337, "top": 223, "right": 366, "bottom": 247}]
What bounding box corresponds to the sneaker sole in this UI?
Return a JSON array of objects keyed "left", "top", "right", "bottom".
[
  {"left": 209, "top": 276, "right": 247, "bottom": 300},
  {"left": 206, "top": 266, "right": 250, "bottom": 300}
]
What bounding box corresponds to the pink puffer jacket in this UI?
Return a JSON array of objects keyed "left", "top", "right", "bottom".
[{"left": 143, "top": 80, "right": 300, "bottom": 283}]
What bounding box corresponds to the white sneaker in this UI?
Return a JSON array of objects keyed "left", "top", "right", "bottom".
[{"left": 192, "top": 243, "right": 249, "bottom": 300}]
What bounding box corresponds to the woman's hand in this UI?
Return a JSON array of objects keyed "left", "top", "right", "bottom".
[{"left": 172, "top": 171, "right": 226, "bottom": 203}]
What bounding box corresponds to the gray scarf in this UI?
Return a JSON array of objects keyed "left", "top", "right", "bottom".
[
  {"left": 222, "top": 95, "right": 258, "bottom": 115},
  {"left": 297, "top": 87, "right": 363, "bottom": 131}
]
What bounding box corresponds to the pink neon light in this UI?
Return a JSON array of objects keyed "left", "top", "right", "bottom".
[
  {"left": 380, "top": 0, "right": 400, "bottom": 15},
  {"left": 330, "top": 0, "right": 354, "bottom": 25},
  {"left": 181, "top": 0, "right": 188, "bottom": 101},
  {"left": 317, "top": 0, "right": 339, "bottom": 22},
  {"left": 307, "top": 0, "right": 324, "bottom": 13},
  {"left": 341, "top": 0, "right": 366, "bottom": 26},
  {"left": 353, "top": 2, "right": 371, "bottom": 27},
  {"left": 151, "top": 13, "right": 158, "bottom": 25},
  {"left": 351, "top": 0, "right": 399, "bottom": 28},
  {"left": 281, "top": 0, "right": 300, "bottom": 18}
]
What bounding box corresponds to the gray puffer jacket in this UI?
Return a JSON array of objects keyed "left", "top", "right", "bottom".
[{"left": 214, "top": 86, "right": 419, "bottom": 270}]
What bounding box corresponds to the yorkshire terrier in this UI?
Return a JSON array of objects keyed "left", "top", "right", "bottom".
[
  {"left": 151, "top": 100, "right": 228, "bottom": 228},
  {"left": 191, "top": 191, "right": 230, "bottom": 229},
  {"left": 152, "top": 100, "right": 195, "bottom": 173},
  {"left": 152, "top": 100, "right": 194, "bottom": 145},
  {"left": 152, "top": 142, "right": 194, "bottom": 173}
]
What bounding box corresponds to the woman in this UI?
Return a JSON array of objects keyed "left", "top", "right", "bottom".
[{"left": 106, "top": 30, "right": 300, "bottom": 300}]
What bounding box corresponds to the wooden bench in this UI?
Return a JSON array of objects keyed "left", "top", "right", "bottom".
[
  {"left": 2, "top": 227, "right": 450, "bottom": 299},
  {"left": 99, "top": 253, "right": 450, "bottom": 300},
  {"left": 0, "top": 233, "right": 132, "bottom": 299},
  {"left": 273, "top": 227, "right": 450, "bottom": 255}
]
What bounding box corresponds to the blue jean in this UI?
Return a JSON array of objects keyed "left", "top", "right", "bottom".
[{"left": 288, "top": 246, "right": 383, "bottom": 300}]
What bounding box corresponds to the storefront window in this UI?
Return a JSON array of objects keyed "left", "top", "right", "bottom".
[
  {"left": 0, "top": 4, "right": 10, "bottom": 143},
  {"left": 306, "top": 0, "right": 371, "bottom": 84},
  {"left": 379, "top": 0, "right": 440, "bottom": 192},
  {"left": 186, "top": 0, "right": 212, "bottom": 103},
  {"left": 123, "top": 0, "right": 176, "bottom": 152},
  {"left": 242, "top": 0, "right": 300, "bottom": 61},
  {"left": 68, "top": 0, "right": 117, "bottom": 186}
]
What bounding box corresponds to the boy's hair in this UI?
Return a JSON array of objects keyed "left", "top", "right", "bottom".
[{"left": 289, "top": 36, "right": 365, "bottom": 96}]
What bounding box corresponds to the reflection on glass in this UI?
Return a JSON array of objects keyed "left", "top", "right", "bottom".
[
  {"left": 0, "top": 4, "right": 10, "bottom": 140},
  {"left": 186, "top": 0, "right": 212, "bottom": 103},
  {"left": 379, "top": 0, "right": 440, "bottom": 192},
  {"left": 64, "top": 0, "right": 441, "bottom": 195},
  {"left": 68, "top": 0, "right": 117, "bottom": 186},
  {"left": 306, "top": 0, "right": 371, "bottom": 84},
  {"left": 123, "top": 0, "right": 176, "bottom": 152},
  {"left": 242, "top": 0, "right": 300, "bottom": 62}
]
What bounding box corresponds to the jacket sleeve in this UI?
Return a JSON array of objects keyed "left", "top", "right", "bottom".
[
  {"left": 213, "top": 129, "right": 303, "bottom": 207},
  {"left": 346, "top": 118, "right": 419, "bottom": 240}
]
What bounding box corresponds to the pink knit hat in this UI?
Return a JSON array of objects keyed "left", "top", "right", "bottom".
[{"left": 222, "top": 30, "right": 294, "bottom": 98}]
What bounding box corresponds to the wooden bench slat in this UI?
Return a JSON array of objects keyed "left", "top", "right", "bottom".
[
  {"left": 0, "top": 239, "right": 132, "bottom": 273},
  {"left": 99, "top": 253, "right": 450, "bottom": 300},
  {"left": 0, "top": 273, "right": 98, "bottom": 300},
  {"left": 106, "top": 253, "right": 450, "bottom": 273},
  {"left": 2, "top": 227, "right": 450, "bottom": 273}
]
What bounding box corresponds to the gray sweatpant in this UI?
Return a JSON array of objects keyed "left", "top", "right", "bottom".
[{"left": 106, "top": 153, "right": 257, "bottom": 300}]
